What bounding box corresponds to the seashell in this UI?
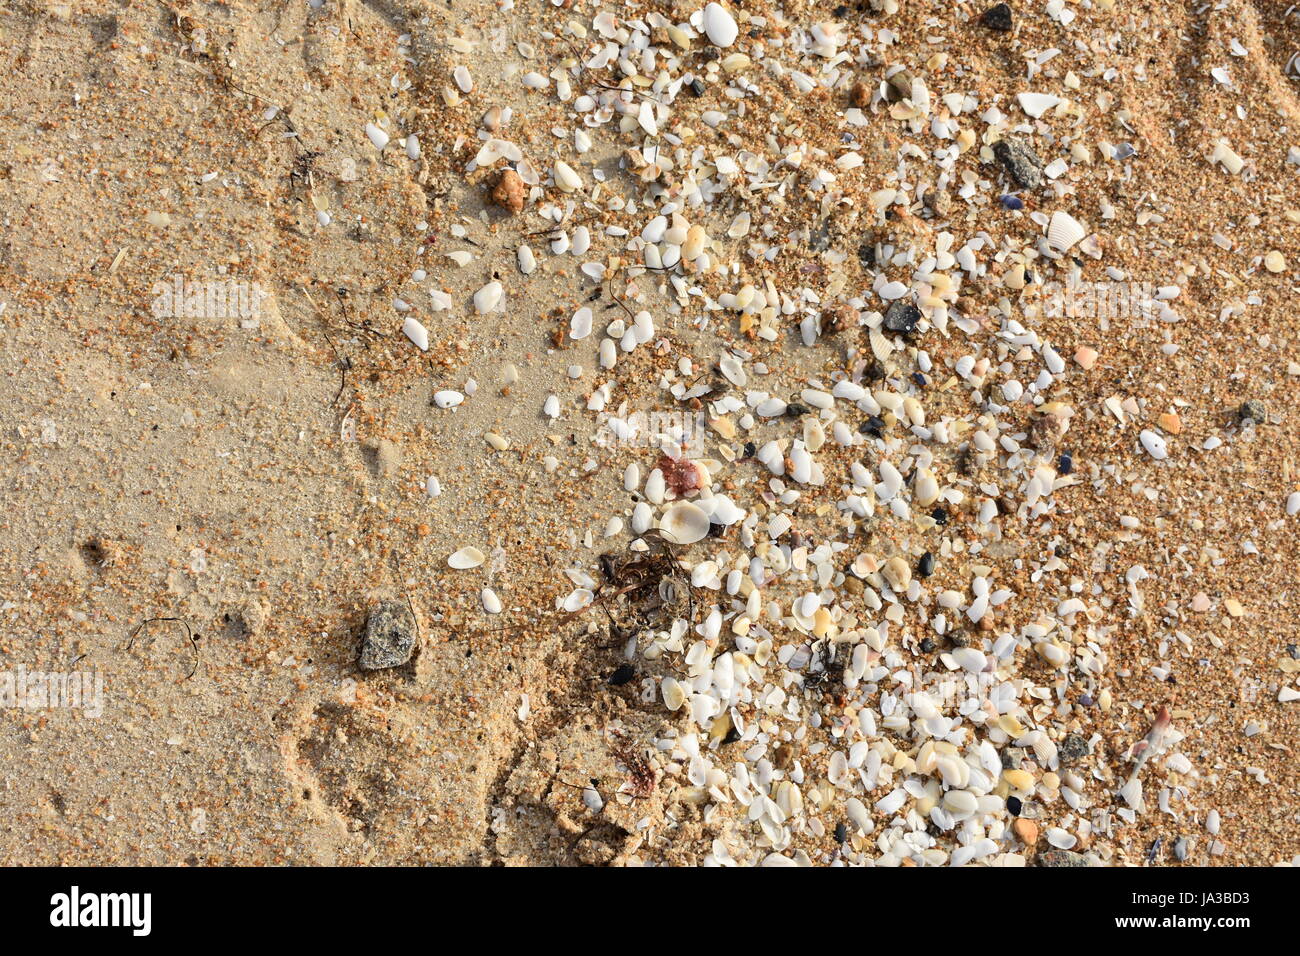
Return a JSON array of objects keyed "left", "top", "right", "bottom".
[
  {"left": 448, "top": 546, "right": 485, "bottom": 569},
  {"left": 703, "top": 3, "right": 738, "bottom": 48},
  {"left": 364, "top": 122, "right": 389, "bottom": 151},
  {"left": 553, "top": 161, "right": 582, "bottom": 192},
  {"left": 473, "top": 280, "right": 503, "bottom": 313},
  {"left": 402, "top": 317, "right": 429, "bottom": 351},
  {"left": 1016, "top": 92, "right": 1061, "bottom": 118},
  {"left": 1047, "top": 211, "right": 1086, "bottom": 252},
  {"left": 660, "top": 501, "right": 710, "bottom": 544}
]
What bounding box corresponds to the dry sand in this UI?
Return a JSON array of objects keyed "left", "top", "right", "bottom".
[{"left": 0, "top": 0, "right": 1297, "bottom": 866}]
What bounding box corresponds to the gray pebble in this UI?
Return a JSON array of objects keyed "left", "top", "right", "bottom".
[
  {"left": 358, "top": 599, "right": 417, "bottom": 670},
  {"left": 1238, "top": 399, "right": 1267, "bottom": 426},
  {"left": 1058, "top": 732, "right": 1089, "bottom": 766},
  {"left": 992, "top": 136, "right": 1043, "bottom": 190}
]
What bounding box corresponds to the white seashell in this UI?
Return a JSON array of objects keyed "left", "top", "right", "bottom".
[
  {"left": 401, "top": 317, "right": 429, "bottom": 351},
  {"left": 1017, "top": 92, "right": 1061, "bottom": 118},
  {"left": 553, "top": 161, "right": 582, "bottom": 192},
  {"left": 660, "top": 501, "right": 710, "bottom": 544},
  {"left": 473, "top": 280, "right": 503, "bottom": 313},
  {"left": 562, "top": 588, "right": 593, "bottom": 612},
  {"left": 517, "top": 244, "right": 536, "bottom": 275},
  {"left": 405, "top": 134, "right": 421, "bottom": 160},
  {"left": 569, "top": 306, "right": 593, "bottom": 340},
  {"left": 365, "top": 122, "right": 389, "bottom": 151},
  {"left": 481, "top": 588, "right": 503, "bottom": 614},
  {"left": 434, "top": 390, "right": 464, "bottom": 408},
  {"left": 1139, "top": 429, "right": 1168, "bottom": 460},
  {"left": 448, "top": 546, "right": 485, "bottom": 569},
  {"left": 1047, "top": 211, "right": 1086, "bottom": 252},
  {"left": 703, "top": 3, "right": 739, "bottom": 48}
]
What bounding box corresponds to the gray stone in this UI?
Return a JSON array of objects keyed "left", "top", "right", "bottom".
[
  {"left": 1038, "top": 850, "right": 1091, "bottom": 867},
  {"left": 358, "top": 600, "right": 417, "bottom": 670},
  {"left": 1058, "top": 732, "right": 1089, "bottom": 766},
  {"left": 1238, "top": 399, "right": 1267, "bottom": 425},
  {"left": 993, "top": 136, "right": 1043, "bottom": 189}
]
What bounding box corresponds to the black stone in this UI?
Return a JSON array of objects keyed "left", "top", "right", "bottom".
[
  {"left": 608, "top": 664, "right": 636, "bottom": 685},
  {"left": 919, "top": 638, "right": 936, "bottom": 653},
  {"left": 917, "top": 551, "right": 935, "bottom": 577},
  {"left": 689, "top": 77, "right": 705, "bottom": 97},
  {"left": 930, "top": 507, "right": 949, "bottom": 526},
  {"left": 1006, "top": 795, "right": 1022, "bottom": 816},
  {"left": 859, "top": 415, "right": 886, "bottom": 437},
  {"left": 882, "top": 301, "right": 920, "bottom": 335},
  {"left": 1058, "top": 451, "right": 1073, "bottom": 475},
  {"left": 785, "top": 403, "right": 810, "bottom": 418},
  {"left": 981, "top": 2, "right": 1013, "bottom": 32}
]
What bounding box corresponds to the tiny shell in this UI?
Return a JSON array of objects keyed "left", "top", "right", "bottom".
[
  {"left": 703, "top": 3, "right": 739, "bottom": 47},
  {"left": 402, "top": 317, "right": 429, "bottom": 351},
  {"left": 474, "top": 281, "right": 503, "bottom": 313},
  {"left": 448, "top": 546, "right": 485, "bottom": 569},
  {"left": 1047, "top": 211, "right": 1086, "bottom": 252},
  {"left": 365, "top": 122, "right": 389, "bottom": 150},
  {"left": 660, "top": 501, "right": 710, "bottom": 544}
]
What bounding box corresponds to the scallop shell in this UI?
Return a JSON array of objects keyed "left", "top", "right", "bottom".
[
  {"left": 660, "top": 501, "right": 710, "bottom": 545},
  {"left": 1047, "top": 211, "right": 1086, "bottom": 252}
]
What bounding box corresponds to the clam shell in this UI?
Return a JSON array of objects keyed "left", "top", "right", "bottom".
[
  {"left": 660, "top": 501, "right": 710, "bottom": 545},
  {"left": 1047, "top": 211, "right": 1086, "bottom": 252},
  {"left": 448, "top": 546, "right": 485, "bottom": 569}
]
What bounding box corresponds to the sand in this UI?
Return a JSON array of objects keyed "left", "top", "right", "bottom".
[{"left": 0, "top": 0, "right": 1297, "bottom": 866}]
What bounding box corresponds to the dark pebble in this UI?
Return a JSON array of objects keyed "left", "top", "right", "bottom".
[
  {"left": 834, "top": 821, "right": 848, "bottom": 843},
  {"left": 1238, "top": 399, "right": 1267, "bottom": 425},
  {"left": 1007, "top": 795, "right": 1022, "bottom": 816},
  {"left": 358, "top": 600, "right": 417, "bottom": 670},
  {"left": 1058, "top": 452, "right": 1073, "bottom": 475},
  {"left": 882, "top": 301, "right": 921, "bottom": 335},
  {"left": 689, "top": 77, "right": 705, "bottom": 97},
  {"left": 919, "top": 637, "right": 935, "bottom": 653},
  {"left": 930, "top": 507, "right": 949, "bottom": 525},
  {"left": 1000, "top": 194, "right": 1024, "bottom": 210},
  {"left": 785, "top": 402, "right": 810, "bottom": 418},
  {"left": 917, "top": 551, "right": 935, "bottom": 577},
  {"left": 992, "top": 136, "right": 1043, "bottom": 190},
  {"left": 981, "top": 2, "right": 1013, "bottom": 32},
  {"left": 1058, "top": 733, "right": 1089, "bottom": 766},
  {"left": 743, "top": 440, "right": 756, "bottom": 458},
  {"left": 1038, "top": 850, "right": 1090, "bottom": 867},
  {"left": 608, "top": 663, "right": 636, "bottom": 685},
  {"left": 859, "top": 415, "right": 886, "bottom": 437}
]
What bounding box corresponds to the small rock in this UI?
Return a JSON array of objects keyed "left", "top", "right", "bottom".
[
  {"left": 1238, "top": 399, "right": 1267, "bottom": 425},
  {"left": 882, "top": 301, "right": 920, "bottom": 335},
  {"left": 993, "top": 136, "right": 1043, "bottom": 189},
  {"left": 981, "top": 2, "right": 1013, "bottom": 32},
  {"left": 491, "top": 167, "right": 526, "bottom": 214},
  {"left": 849, "top": 80, "right": 871, "bottom": 108},
  {"left": 1058, "top": 732, "right": 1089, "bottom": 766},
  {"left": 1012, "top": 818, "right": 1039, "bottom": 847},
  {"left": 1038, "top": 850, "right": 1091, "bottom": 867},
  {"left": 358, "top": 600, "right": 417, "bottom": 670},
  {"left": 820, "top": 302, "right": 856, "bottom": 335}
]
